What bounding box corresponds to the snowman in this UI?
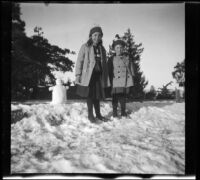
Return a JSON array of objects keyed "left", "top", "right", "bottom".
[{"left": 49, "top": 78, "right": 69, "bottom": 105}]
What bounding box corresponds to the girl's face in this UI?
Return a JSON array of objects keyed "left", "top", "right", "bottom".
[
  {"left": 91, "top": 32, "right": 102, "bottom": 45},
  {"left": 115, "top": 44, "right": 124, "bottom": 56}
]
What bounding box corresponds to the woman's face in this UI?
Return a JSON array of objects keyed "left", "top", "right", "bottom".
[
  {"left": 91, "top": 32, "right": 102, "bottom": 45},
  {"left": 115, "top": 44, "right": 124, "bottom": 56}
]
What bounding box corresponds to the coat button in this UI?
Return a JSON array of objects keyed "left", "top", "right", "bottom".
[{"left": 118, "top": 76, "right": 120, "bottom": 78}]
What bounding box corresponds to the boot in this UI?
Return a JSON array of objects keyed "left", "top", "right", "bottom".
[
  {"left": 112, "top": 95, "right": 118, "bottom": 117},
  {"left": 119, "top": 95, "right": 127, "bottom": 117},
  {"left": 93, "top": 99, "right": 108, "bottom": 122},
  {"left": 87, "top": 98, "right": 95, "bottom": 122}
]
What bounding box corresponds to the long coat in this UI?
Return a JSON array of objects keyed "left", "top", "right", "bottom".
[
  {"left": 75, "top": 43, "right": 110, "bottom": 88},
  {"left": 107, "top": 55, "right": 134, "bottom": 88}
]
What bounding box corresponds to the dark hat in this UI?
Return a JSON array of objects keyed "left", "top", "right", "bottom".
[
  {"left": 112, "top": 39, "right": 126, "bottom": 49},
  {"left": 89, "top": 26, "right": 103, "bottom": 37}
]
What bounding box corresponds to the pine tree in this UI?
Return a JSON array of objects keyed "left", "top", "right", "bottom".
[
  {"left": 28, "top": 26, "right": 75, "bottom": 86},
  {"left": 108, "top": 28, "right": 148, "bottom": 100},
  {"left": 157, "top": 81, "right": 174, "bottom": 99},
  {"left": 11, "top": 2, "right": 31, "bottom": 99},
  {"left": 11, "top": 3, "right": 75, "bottom": 100},
  {"left": 145, "top": 85, "right": 157, "bottom": 100},
  {"left": 172, "top": 59, "right": 185, "bottom": 87}
]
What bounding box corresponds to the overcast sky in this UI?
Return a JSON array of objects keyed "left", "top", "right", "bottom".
[{"left": 20, "top": 3, "right": 185, "bottom": 90}]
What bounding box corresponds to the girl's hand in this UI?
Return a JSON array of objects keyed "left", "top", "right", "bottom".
[{"left": 75, "top": 76, "right": 81, "bottom": 84}]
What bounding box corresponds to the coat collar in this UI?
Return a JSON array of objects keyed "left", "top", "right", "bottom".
[
  {"left": 89, "top": 45, "right": 104, "bottom": 63},
  {"left": 114, "top": 55, "right": 128, "bottom": 65}
]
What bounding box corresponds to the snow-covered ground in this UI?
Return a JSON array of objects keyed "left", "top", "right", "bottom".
[{"left": 11, "top": 100, "right": 185, "bottom": 174}]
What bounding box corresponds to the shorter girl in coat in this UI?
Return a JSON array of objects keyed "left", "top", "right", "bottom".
[{"left": 107, "top": 39, "right": 135, "bottom": 117}]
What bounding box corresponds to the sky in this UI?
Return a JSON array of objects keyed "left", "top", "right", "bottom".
[{"left": 20, "top": 3, "right": 185, "bottom": 90}]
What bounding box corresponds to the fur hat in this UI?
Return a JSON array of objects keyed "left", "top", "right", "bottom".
[
  {"left": 112, "top": 39, "right": 126, "bottom": 49},
  {"left": 89, "top": 26, "right": 103, "bottom": 37}
]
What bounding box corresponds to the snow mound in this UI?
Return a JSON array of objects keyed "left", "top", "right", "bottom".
[{"left": 11, "top": 101, "right": 185, "bottom": 174}]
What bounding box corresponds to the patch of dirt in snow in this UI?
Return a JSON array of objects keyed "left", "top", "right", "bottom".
[{"left": 11, "top": 101, "right": 185, "bottom": 174}]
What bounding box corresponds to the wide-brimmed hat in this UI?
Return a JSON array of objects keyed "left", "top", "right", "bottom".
[
  {"left": 89, "top": 26, "right": 103, "bottom": 37},
  {"left": 112, "top": 39, "right": 126, "bottom": 49}
]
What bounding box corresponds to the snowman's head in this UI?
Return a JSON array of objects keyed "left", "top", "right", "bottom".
[{"left": 56, "top": 78, "right": 62, "bottom": 85}]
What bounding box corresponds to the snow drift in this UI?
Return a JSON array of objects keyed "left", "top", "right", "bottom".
[{"left": 11, "top": 100, "right": 185, "bottom": 174}]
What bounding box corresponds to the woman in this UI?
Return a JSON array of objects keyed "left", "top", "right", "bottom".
[
  {"left": 107, "top": 39, "right": 135, "bottom": 117},
  {"left": 75, "top": 25, "right": 110, "bottom": 123}
]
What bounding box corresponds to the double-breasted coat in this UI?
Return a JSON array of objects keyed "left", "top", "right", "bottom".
[
  {"left": 75, "top": 43, "right": 110, "bottom": 95},
  {"left": 107, "top": 55, "right": 135, "bottom": 89}
]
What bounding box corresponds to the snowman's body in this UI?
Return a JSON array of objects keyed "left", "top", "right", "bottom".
[{"left": 49, "top": 79, "right": 69, "bottom": 105}]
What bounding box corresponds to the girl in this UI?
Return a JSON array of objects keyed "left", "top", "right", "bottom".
[
  {"left": 75, "top": 25, "right": 110, "bottom": 123},
  {"left": 107, "top": 39, "right": 135, "bottom": 117}
]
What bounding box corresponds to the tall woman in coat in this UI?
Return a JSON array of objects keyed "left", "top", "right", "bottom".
[
  {"left": 107, "top": 39, "right": 135, "bottom": 117},
  {"left": 75, "top": 26, "right": 110, "bottom": 123}
]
